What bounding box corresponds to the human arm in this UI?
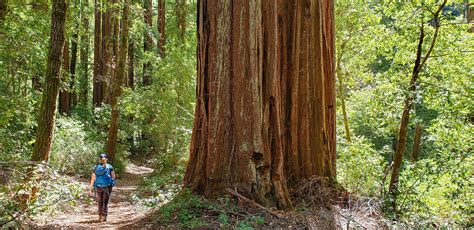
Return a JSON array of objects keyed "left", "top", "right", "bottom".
[{"left": 89, "top": 173, "right": 96, "bottom": 194}]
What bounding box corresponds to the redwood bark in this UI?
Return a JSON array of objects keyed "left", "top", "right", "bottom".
[
  {"left": 93, "top": 0, "right": 103, "bottom": 106},
  {"left": 184, "top": 0, "right": 336, "bottom": 209},
  {"left": 102, "top": 0, "right": 114, "bottom": 103},
  {"left": 80, "top": 0, "right": 90, "bottom": 106},
  {"left": 142, "top": 0, "right": 152, "bottom": 85},
  {"left": 59, "top": 40, "right": 70, "bottom": 114},
  {"left": 157, "top": 0, "right": 166, "bottom": 57},
  {"left": 106, "top": 0, "right": 129, "bottom": 163},
  {"left": 70, "top": 32, "right": 78, "bottom": 107},
  {"left": 32, "top": 0, "right": 67, "bottom": 162}
]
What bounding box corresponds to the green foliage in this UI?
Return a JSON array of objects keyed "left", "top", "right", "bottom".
[
  {"left": 337, "top": 136, "right": 387, "bottom": 196},
  {"left": 50, "top": 116, "right": 101, "bottom": 177},
  {"left": 335, "top": 0, "right": 473, "bottom": 227},
  {"left": 0, "top": 162, "right": 88, "bottom": 227},
  {"left": 157, "top": 189, "right": 211, "bottom": 228}
]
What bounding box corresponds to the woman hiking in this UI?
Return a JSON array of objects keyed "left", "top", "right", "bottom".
[{"left": 89, "top": 153, "right": 116, "bottom": 222}]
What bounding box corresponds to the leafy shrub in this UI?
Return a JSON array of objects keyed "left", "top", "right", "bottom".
[
  {"left": 49, "top": 116, "right": 102, "bottom": 177},
  {"left": 337, "top": 136, "right": 387, "bottom": 196},
  {"left": 0, "top": 162, "right": 87, "bottom": 227}
]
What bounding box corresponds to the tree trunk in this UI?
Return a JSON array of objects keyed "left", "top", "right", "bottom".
[
  {"left": 410, "top": 123, "right": 423, "bottom": 162},
  {"left": 79, "top": 0, "right": 90, "bottom": 106},
  {"left": 142, "top": 0, "right": 152, "bottom": 85},
  {"left": 389, "top": 0, "right": 446, "bottom": 210},
  {"left": 175, "top": 0, "right": 186, "bottom": 42},
  {"left": 337, "top": 71, "right": 351, "bottom": 142},
  {"left": 93, "top": 0, "right": 103, "bottom": 106},
  {"left": 59, "top": 40, "right": 70, "bottom": 114},
  {"left": 102, "top": 0, "right": 114, "bottom": 103},
  {"left": 157, "top": 0, "right": 165, "bottom": 57},
  {"left": 184, "top": 0, "right": 335, "bottom": 209},
  {"left": 31, "top": 0, "right": 67, "bottom": 162},
  {"left": 70, "top": 32, "right": 78, "bottom": 107},
  {"left": 106, "top": 0, "right": 129, "bottom": 164},
  {"left": 127, "top": 41, "right": 134, "bottom": 88}
]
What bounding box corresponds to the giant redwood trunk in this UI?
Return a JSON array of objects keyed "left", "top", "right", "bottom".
[
  {"left": 184, "top": 0, "right": 335, "bottom": 209},
  {"left": 32, "top": 0, "right": 67, "bottom": 162}
]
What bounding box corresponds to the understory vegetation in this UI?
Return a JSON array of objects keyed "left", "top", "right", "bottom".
[{"left": 0, "top": 0, "right": 472, "bottom": 228}]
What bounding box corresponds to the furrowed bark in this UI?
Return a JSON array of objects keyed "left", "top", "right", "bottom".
[{"left": 184, "top": 0, "right": 335, "bottom": 209}]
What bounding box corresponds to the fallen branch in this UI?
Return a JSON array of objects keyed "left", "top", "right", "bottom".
[{"left": 225, "top": 188, "right": 282, "bottom": 218}]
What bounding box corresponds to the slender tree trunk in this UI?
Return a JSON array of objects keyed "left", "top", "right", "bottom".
[
  {"left": 175, "top": 0, "right": 186, "bottom": 42},
  {"left": 102, "top": 0, "right": 114, "bottom": 103},
  {"left": 80, "top": 0, "right": 90, "bottom": 106},
  {"left": 59, "top": 40, "right": 70, "bottom": 114},
  {"left": 31, "top": 0, "right": 67, "bottom": 162},
  {"left": 70, "top": 32, "right": 78, "bottom": 107},
  {"left": 337, "top": 72, "right": 351, "bottom": 142},
  {"left": 389, "top": 0, "right": 446, "bottom": 210},
  {"left": 106, "top": 0, "right": 129, "bottom": 163},
  {"left": 127, "top": 41, "right": 134, "bottom": 88},
  {"left": 410, "top": 123, "right": 423, "bottom": 162},
  {"left": 93, "top": 0, "right": 103, "bottom": 106},
  {"left": 142, "top": 0, "right": 152, "bottom": 85},
  {"left": 184, "top": 0, "right": 335, "bottom": 209},
  {"left": 157, "top": 0, "right": 165, "bottom": 57}
]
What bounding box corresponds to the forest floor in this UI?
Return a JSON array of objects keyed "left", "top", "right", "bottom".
[
  {"left": 28, "top": 164, "right": 388, "bottom": 229},
  {"left": 31, "top": 163, "right": 162, "bottom": 229}
]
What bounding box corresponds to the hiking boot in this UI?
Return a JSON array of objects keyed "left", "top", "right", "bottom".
[
  {"left": 102, "top": 215, "right": 107, "bottom": 222},
  {"left": 99, "top": 215, "right": 104, "bottom": 222}
]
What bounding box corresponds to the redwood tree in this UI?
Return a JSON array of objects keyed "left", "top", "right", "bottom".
[
  {"left": 93, "top": 0, "right": 103, "bottom": 106},
  {"left": 157, "top": 0, "right": 165, "bottom": 57},
  {"left": 106, "top": 0, "right": 129, "bottom": 163},
  {"left": 32, "top": 0, "right": 67, "bottom": 162},
  {"left": 184, "top": 0, "right": 336, "bottom": 209},
  {"left": 59, "top": 40, "right": 70, "bottom": 114},
  {"left": 142, "top": 0, "right": 152, "bottom": 85}
]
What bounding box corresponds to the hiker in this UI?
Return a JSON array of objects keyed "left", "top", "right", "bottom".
[{"left": 89, "top": 153, "right": 116, "bottom": 222}]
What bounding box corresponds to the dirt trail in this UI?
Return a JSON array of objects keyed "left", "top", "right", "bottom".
[{"left": 35, "top": 163, "right": 157, "bottom": 229}]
